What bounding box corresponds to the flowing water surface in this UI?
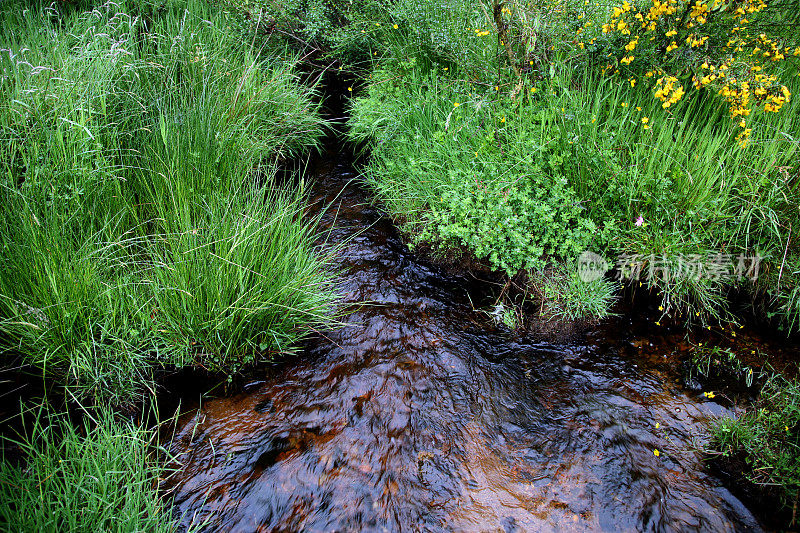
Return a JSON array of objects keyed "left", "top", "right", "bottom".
[{"left": 165, "top": 148, "right": 768, "bottom": 532}]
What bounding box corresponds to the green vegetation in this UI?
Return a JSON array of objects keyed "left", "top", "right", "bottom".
[
  {"left": 0, "top": 0, "right": 337, "bottom": 404},
  {"left": 337, "top": 0, "right": 799, "bottom": 325},
  {"left": 1, "top": 2, "right": 336, "bottom": 529},
  {"left": 0, "top": 406, "right": 176, "bottom": 532},
  {"left": 531, "top": 263, "right": 619, "bottom": 320},
  {"left": 241, "top": 0, "right": 799, "bottom": 324},
  {"left": 711, "top": 372, "right": 800, "bottom": 512},
  {"left": 247, "top": 0, "right": 800, "bottom": 325}
]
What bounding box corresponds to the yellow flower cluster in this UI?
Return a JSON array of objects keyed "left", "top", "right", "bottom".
[
  {"left": 751, "top": 33, "right": 792, "bottom": 61},
  {"left": 647, "top": 0, "right": 678, "bottom": 22},
  {"left": 764, "top": 86, "right": 791, "bottom": 112},
  {"left": 689, "top": 1, "right": 709, "bottom": 23},
  {"left": 685, "top": 34, "right": 709, "bottom": 47},
  {"left": 654, "top": 76, "right": 685, "bottom": 107},
  {"left": 718, "top": 82, "right": 751, "bottom": 118},
  {"left": 717, "top": 69, "right": 791, "bottom": 119},
  {"left": 574, "top": 0, "right": 793, "bottom": 146},
  {"left": 735, "top": 126, "right": 752, "bottom": 147}
]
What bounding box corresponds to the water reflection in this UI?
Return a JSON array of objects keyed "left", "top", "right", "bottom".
[{"left": 165, "top": 150, "right": 762, "bottom": 532}]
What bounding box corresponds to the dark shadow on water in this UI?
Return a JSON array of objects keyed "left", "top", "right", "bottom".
[{"left": 162, "top": 144, "right": 787, "bottom": 532}]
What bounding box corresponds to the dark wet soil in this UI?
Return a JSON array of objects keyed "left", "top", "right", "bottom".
[{"left": 163, "top": 146, "right": 794, "bottom": 532}]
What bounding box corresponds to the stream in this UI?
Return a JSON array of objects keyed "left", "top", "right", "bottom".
[{"left": 163, "top": 145, "right": 770, "bottom": 532}]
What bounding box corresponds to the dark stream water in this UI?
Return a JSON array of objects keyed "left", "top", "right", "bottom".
[{"left": 164, "top": 148, "right": 769, "bottom": 532}]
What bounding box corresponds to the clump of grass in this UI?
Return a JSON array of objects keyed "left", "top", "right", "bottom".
[
  {"left": 0, "top": 406, "right": 177, "bottom": 532},
  {"left": 0, "top": 0, "right": 336, "bottom": 403},
  {"left": 711, "top": 373, "right": 800, "bottom": 515},
  {"left": 532, "top": 263, "right": 618, "bottom": 321},
  {"left": 142, "top": 184, "right": 338, "bottom": 373}
]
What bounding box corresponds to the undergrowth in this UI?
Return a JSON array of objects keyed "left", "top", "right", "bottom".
[
  {"left": 0, "top": 0, "right": 337, "bottom": 404},
  {"left": 0, "top": 406, "right": 177, "bottom": 532},
  {"left": 711, "top": 372, "right": 800, "bottom": 516}
]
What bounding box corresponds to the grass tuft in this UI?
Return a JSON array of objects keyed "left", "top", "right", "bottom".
[{"left": 0, "top": 405, "right": 177, "bottom": 532}]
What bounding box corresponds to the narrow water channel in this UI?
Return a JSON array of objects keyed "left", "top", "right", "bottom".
[{"left": 164, "top": 145, "right": 767, "bottom": 531}]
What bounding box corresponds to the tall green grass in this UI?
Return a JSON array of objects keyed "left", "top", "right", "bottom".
[
  {"left": 0, "top": 0, "right": 337, "bottom": 403},
  {"left": 0, "top": 406, "right": 176, "bottom": 532}
]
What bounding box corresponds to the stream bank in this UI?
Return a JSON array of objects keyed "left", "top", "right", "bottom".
[{"left": 162, "top": 139, "right": 795, "bottom": 531}]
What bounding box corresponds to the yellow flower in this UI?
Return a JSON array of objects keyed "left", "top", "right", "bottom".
[
  {"left": 393, "top": 24, "right": 399, "bottom": 29},
  {"left": 453, "top": 102, "right": 460, "bottom": 107},
  {"left": 347, "top": 87, "right": 353, "bottom": 92},
  {"left": 653, "top": 449, "right": 661, "bottom": 457},
  {"left": 501, "top": 116, "right": 506, "bottom": 123},
  {"left": 655, "top": 422, "right": 660, "bottom": 429}
]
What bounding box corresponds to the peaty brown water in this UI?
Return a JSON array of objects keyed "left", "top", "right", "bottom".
[{"left": 164, "top": 148, "right": 768, "bottom": 532}]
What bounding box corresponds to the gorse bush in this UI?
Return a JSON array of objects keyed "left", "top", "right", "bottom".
[
  {"left": 341, "top": 0, "right": 799, "bottom": 326},
  {"left": 568, "top": 0, "right": 799, "bottom": 146},
  {"left": 0, "top": 0, "right": 337, "bottom": 403}
]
